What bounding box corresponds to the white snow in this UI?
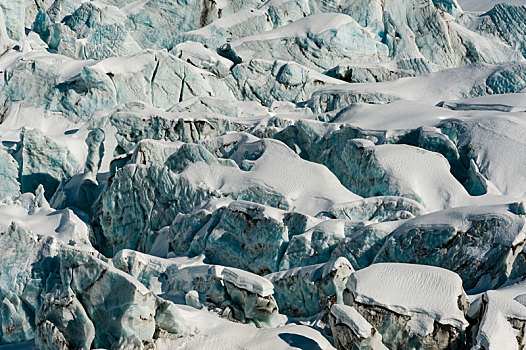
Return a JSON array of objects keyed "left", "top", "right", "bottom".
[
  {"left": 348, "top": 263, "right": 469, "bottom": 333},
  {"left": 330, "top": 304, "right": 373, "bottom": 339},
  {"left": 155, "top": 305, "right": 336, "bottom": 350}
]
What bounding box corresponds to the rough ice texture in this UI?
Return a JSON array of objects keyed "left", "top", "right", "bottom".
[
  {"left": 112, "top": 249, "right": 283, "bottom": 328},
  {"left": 0, "top": 221, "right": 188, "bottom": 348},
  {"left": 329, "top": 304, "right": 388, "bottom": 350},
  {"left": 374, "top": 204, "right": 526, "bottom": 292},
  {"left": 266, "top": 257, "right": 354, "bottom": 317},
  {"left": 1, "top": 0, "right": 526, "bottom": 348}
]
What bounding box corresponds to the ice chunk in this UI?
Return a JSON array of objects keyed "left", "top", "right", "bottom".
[
  {"left": 266, "top": 257, "right": 354, "bottom": 317},
  {"left": 474, "top": 4, "right": 526, "bottom": 58},
  {"left": 327, "top": 196, "right": 425, "bottom": 221},
  {"left": 344, "top": 263, "right": 469, "bottom": 349},
  {"left": 0, "top": 0, "right": 24, "bottom": 41},
  {"left": 0, "top": 149, "right": 20, "bottom": 199},
  {"left": 332, "top": 220, "right": 406, "bottom": 270},
  {"left": 375, "top": 204, "right": 526, "bottom": 292},
  {"left": 112, "top": 250, "right": 283, "bottom": 327},
  {"left": 0, "top": 7, "right": 11, "bottom": 56},
  {"left": 185, "top": 291, "right": 202, "bottom": 309},
  {"left": 0, "top": 222, "right": 189, "bottom": 348},
  {"left": 16, "top": 128, "right": 81, "bottom": 199},
  {"left": 329, "top": 304, "right": 387, "bottom": 350},
  {"left": 228, "top": 59, "right": 341, "bottom": 107},
  {"left": 307, "top": 63, "right": 526, "bottom": 112},
  {"left": 204, "top": 201, "right": 290, "bottom": 275},
  {"left": 221, "top": 14, "right": 388, "bottom": 70},
  {"left": 42, "top": 2, "right": 142, "bottom": 60},
  {"left": 277, "top": 121, "right": 469, "bottom": 211},
  {"left": 279, "top": 219, "right": 361, "bottom": 270},
  {"left": 470, "top": 281, "right": 526, "bottom": 350},
  {"left": 171, "top": 41, "right": 234, "bottom": 78}
]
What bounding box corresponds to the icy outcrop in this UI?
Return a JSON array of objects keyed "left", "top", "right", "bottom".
[
  {"left": 84, "top": 128, "right": 105, "bottom": 177},
  {"left": 109, "top": 103, "right": 219, "bottom": 154},
  {"left": 0, "top": 0, "right": 24, "bottom": 41},
  {"left": 0, "top": 6, "right": 11, "bottom": 55},
  {"left": 95, "top": 163, "right": 213, "bottom": 256},
  {"left": 0, "top": 50, "right": 235, "bottom": 122},
  {"left": 375, "top": 204, "right": 526, "bottom": 292},
  {"left": 325, "top": 58, "right": 435, "bottom": 83},
  {"left": 343, "top": 263, "right": 469, "bottom": 349},
  {"left": 327, "top": 196, "right": 424, "bottom": 221},
  {"left": 266, "top": 257, "right": 353, "bottom": 317},
  {"left": 16, "top": 128, "right": 81, "bottom": 199},
  {"left": 469, "top": 281, "right": 526, "bottom": 350},
  {"left": 204, "top": 201, "right": 290, "bottom": 275},
  {"left": 175, "top": 8, "right": 272, "bottom": 49},
  {"left": 329, "top": 304, "right": 387, "bottom": 350},
  {"left": 124, "top": 0, "right": 262, "bottom": 51},
  {"left": 475, "top": 4, "right": 526, "bottom": 58},
  {"left": 332, "top": 221, "right": 406, "bottom": 270},
  {"left": 279, "top": 219, "right": 361, "bottom": 270},
  {"left": 0, "top": 223, "right": 189, "bottom": 348},
  {"left": 228, "top": 59, "right": 340, "bottom": 107},
  {"left": 97, "top": 137, "right": 361, "bottom": 256},
  {"left": 307, "top": 63, "right": 526, "bottom": 112},
  {"left": 48, "top": 128, "right": 106, "bottom": 212},
  {"left": 276, "top": 121, "right": 469, "bottom": 211},
  {"left": 0, "top": 149, "right": 20, "bottom": 199},
  {"left": 112, "top": 250, "right": 283, "bottom": 327},
  {"left": 221, "top": 14, "right": 388, "bottom": 71},
  {"left": 171, "top": 41, "right": 234, "bottom": 78},
  {"left": 438, "top": 115, "right": 526, "bottom": 201},
  {"left": 35, "top": 3, "right": 142, "bottom": 60}
]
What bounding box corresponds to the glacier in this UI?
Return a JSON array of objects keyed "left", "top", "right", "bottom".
[{"left": 0, "top": 0, "right": 525, "bottom": 349}]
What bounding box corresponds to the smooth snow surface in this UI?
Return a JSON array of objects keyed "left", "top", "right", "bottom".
[{"left": 348, "top": 263, "right": 469, "bottom": 332}]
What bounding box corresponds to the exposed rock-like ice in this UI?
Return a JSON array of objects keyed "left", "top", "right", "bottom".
[
  {"left": 112, "top": 249, "right": 284, "bottom": 327},
  {"left": 329, "top": 304, "right": 387, "bottom": 350},
  {"left": 0, "top": 220, "right": 189, "bottom": 348},
  {"left": 266, "top": 257, "right": 353, "bottom": 317}
]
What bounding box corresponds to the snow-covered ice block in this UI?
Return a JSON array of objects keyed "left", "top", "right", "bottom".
[
  {"left": 344, "top": 263, "right": 469, "bottom": 349},
  {"left": 375, "top": 203, "right": 526, "bottom": 292},
  {"left": 279, "top": 219, "right": 362, "bottom": 270},
  {"left": 171, "top": 41, "right": 234, "bottom": 78},
  {"left": 474, "top": 4, "right": 526, "bottom": 58},
  {"left": 204, "top": 201, "right": 290, "bottom": 275},
  {"left": 277, "top": 121, "right": 470, "bottom": 211},
  {"left": 0, "top": 0, "right": 24, "bottom": 41},
  {"left": 228, "top": 59, "right": 341, "bottom": 107},
  {"left": 112, "top": 250, "right": 283, "bottom": 327},
  {"left": 307, "top": 63, "right": 526, "bottom": 113},
  {"left": 0, "top": 217, "right": 189, "bottom": 348},
  {"left": 327, "top": 196, "right": 425, "bottom": 222},
  {"left": 38, "top": 2, "right": 141, "bottom": 60},
  {"left": 469, "top": 280, "right": 526, "bottom": 350},
  {"left": 221, "top": 14, "right": 388, "bottom": 71}
]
